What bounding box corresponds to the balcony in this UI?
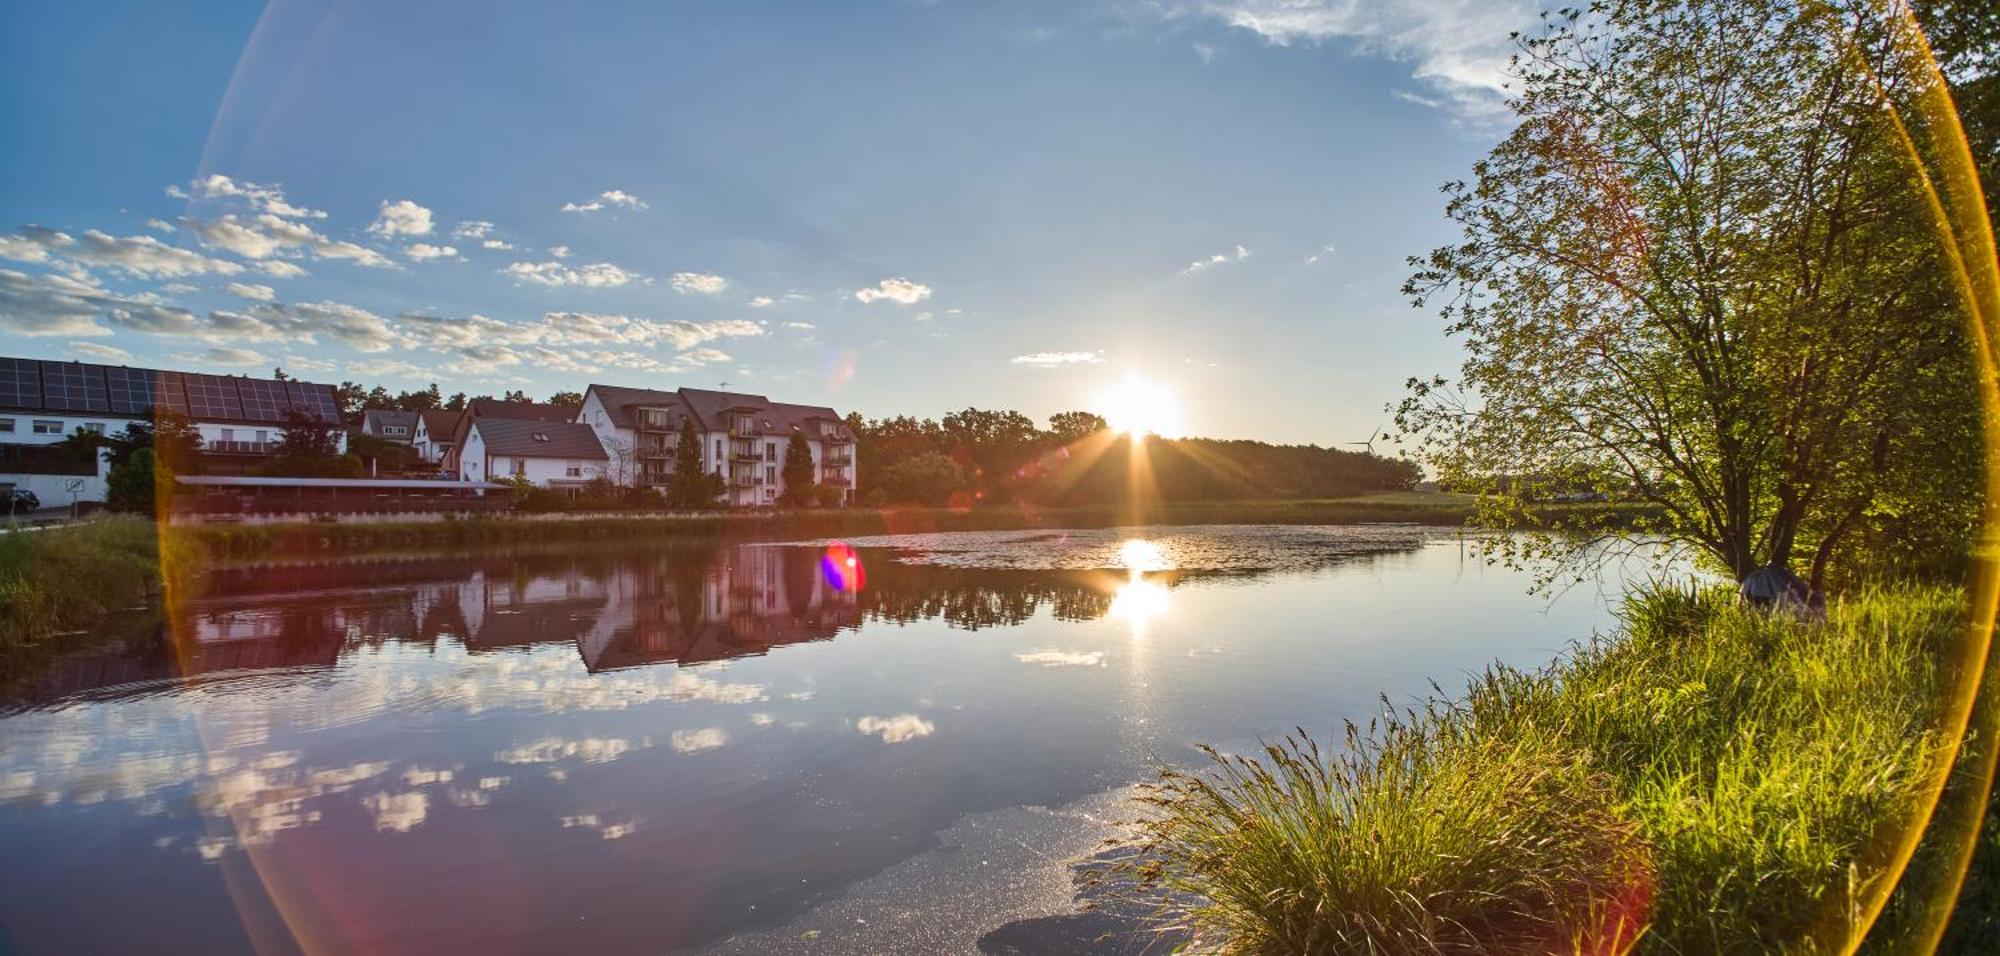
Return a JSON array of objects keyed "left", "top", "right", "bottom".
[
  {"left": 638, "top": 438, "right": 676, "bottom": 458},
  {"left": 638, "top": 410, "right": 677, "bottom": 432},
  {"left": 208, "top": 440, "right": 276, "bottom": 455},
  {"left": 730, "top": 472, "right": 762, "bottom": 488},
  {"left": 729, "top": 418, "right": 758, "bottom": 437},
  {"left": 823, "top": 453, "right": 853, "bottom": 466}
]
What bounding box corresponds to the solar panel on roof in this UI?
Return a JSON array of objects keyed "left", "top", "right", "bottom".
[
  {"left": 37, "top": 361, "right": 109, "bottom": 413},
  {"left": 183, "top": 374, "right": 243, "bottom": 419},
  {"left": 0, "top": 359, "right": 41, "bottom": 410},
  {"left": 239, "top": 379, "right": 285, "bottom": 422},
  {"left": 285, "top": 381, "right": 338, "bottom": 422},
  {"left": 154, "top": 372, "right": 190, "bottom": 413},
  {"left": 105, "top": 367, "right": 158, "bottom": 415}
]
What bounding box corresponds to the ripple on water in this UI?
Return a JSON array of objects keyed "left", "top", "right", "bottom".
[{"left": 794, "top": 523, "right": 1455, "bottom": 574}]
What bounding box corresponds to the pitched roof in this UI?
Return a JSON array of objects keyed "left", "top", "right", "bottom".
[
  {"left": 419, "top": 409, "right": 463, "bottom": 439},
  {"left": 585, "top": 383, "right": 854, "bottom": 440},
  {"left": 467, "top": 398, "right": 576, "bottom": 422},
  {"left": 0, "top": 356, "right": 341, "bottom": 425},
  {"left": 363, "top": 409, "right": 418, "bottom": 432},
  {"left": 585, "top": 384, "right": 692, "bottom": 431},
  {"left": 470, "top": 419, "right": 607, "bottom": 460}
]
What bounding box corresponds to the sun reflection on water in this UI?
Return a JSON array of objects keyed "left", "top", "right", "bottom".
[{"left": 1111, "top": 538, "right": 1172, "bottom": 632}]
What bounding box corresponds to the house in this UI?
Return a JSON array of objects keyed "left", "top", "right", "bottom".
[
  {"left": 413, "top": 409, "right": 464, "bottom": 465},
  {"left": 441, "top": 399, "right": 579, "bottom": 478},
  {"left": 578, "top": 384, "right": 858, "bottom": 506},
  {"left": 458, "top": 418, "right": 608, "bottom": 491},
  {"left": 361, "top": 409, "right": 418, "bottom": 443},
  {"left": 0, "top": 356, "right": 346, "bottom": 502}
]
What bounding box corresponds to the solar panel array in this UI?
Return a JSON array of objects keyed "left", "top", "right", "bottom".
[{"left": 0, "top": 358, "right": 339, "bottom": 424}]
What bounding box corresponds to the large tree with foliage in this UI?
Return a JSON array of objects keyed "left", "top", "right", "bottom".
[
  {"left": 780, "top": 433, "right": 816, "bottom": 505},
  {"left": 667, "top": 415, "right": 722, "bottom": 507},
  {"left": 1399, "top": 0, "right": 1980, "bottom": 590}
]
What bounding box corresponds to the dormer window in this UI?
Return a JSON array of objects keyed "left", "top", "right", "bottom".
[{"left": 532, "top": 432, "right": 550, "bottom": 442}]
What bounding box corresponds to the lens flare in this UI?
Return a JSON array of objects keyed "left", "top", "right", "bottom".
[
  {"left": 1094, "top": 377, "right": 1184, "bottom": 438},
  {"left": 820, "top": 542, "right": 866, "bottom": 592}
]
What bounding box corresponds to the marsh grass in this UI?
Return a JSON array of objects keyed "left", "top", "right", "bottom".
[
  {"left": 0, "top": 516, "right": 166, "bottom": 662},
  {"left": 1121, "top": 583, "right": 1964, "bottom": 953}
]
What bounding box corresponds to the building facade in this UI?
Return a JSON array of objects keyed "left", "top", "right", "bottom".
[
  {"left": 458, "top": 418, "right": 609, "bottom": 491},
  {"left": 0, "top": 357, "right": 346, "bottom": 503},
  {"left": 360, "top": 409, "right": 418, "bottom": 443},
  {"left": 412, "top": 409, "right": 463, "bottom": 465},
  {"left": 578, "top": 384, "right": 858, "bottom": 506}
]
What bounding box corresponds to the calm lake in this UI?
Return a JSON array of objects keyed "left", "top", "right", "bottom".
[{"left": 0, "top": 525, "right": 1653, "bottom": 954}]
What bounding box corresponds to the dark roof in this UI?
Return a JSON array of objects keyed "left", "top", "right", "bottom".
[
  {"left": 0, "top": 356, "right": 341, "bottom": 425},
  {"left": 585, "top": 383, "right": 853, "bottom": 440},
  {"left": 363, "top": 409, "right": 418, "bottom": 432},
  {"left": 467, "top": 398, "right": 576, "bottom": 422},
  {"left": 419, "top": 409, "right": 463, "bottom": 439},
  {"left": 471, "top": 419, "right": 607, "bottom": 459}
]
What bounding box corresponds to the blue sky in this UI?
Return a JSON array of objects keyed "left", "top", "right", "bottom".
[{"left": 0, "top": 0, "right": 1537, "bottom": 444}]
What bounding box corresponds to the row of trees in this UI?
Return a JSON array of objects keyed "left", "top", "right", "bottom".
[{"left": 845, "top": 408, "right": 1419, "bottom": 507}]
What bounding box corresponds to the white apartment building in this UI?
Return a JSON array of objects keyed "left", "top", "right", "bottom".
[{"left": 577, "top": 384, "right": 858, "bottom": 506}]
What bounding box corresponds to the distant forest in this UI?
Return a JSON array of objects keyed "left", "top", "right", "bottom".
[{"left": 313, "top": 372, "right": 1420, "bottom": 506}]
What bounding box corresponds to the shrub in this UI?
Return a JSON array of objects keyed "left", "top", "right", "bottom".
[{"left": 1121, "top": 584, "right": 1962, "bottom": 953}]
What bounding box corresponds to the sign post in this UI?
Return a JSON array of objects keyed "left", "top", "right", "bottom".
[{"left": 65, "top": 478, "right": 84, "bottom": 520}]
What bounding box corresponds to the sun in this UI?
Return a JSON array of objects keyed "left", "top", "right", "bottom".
[{"left": 1094, "top": 376, "right": 1185, "bottom": 437}]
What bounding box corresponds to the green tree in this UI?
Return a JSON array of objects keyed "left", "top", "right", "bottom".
[
  {"left": 871, "top": 450, "right": 966, "bottom": 506},
  {"left": 105, "top": 448, "right": 169, "bottom": 515},
  {"left": 547, "top": 390, "right": 585, "bottom": 408},
  {"left": 667, "top": 416, "right": 722, "bottom": 507},
  {"left": 780, "top": 434, "right": 817, "bottom": 505},
  {"left": 1047, "top": 411, "right": 1108, "bottom": 443},
  {"left": 1398, "top": 0, "right": 1979, "bottom": 590}
]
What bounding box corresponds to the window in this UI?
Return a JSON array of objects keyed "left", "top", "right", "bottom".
[
  {"left": 79, "top": 422, "right": 104, "bottom": 434},
  {"left": 255, "top": 430, "right": 269, "bottom": 444},
  {"left": 33, "top": 420, "right": 62, "bottom": 435},
  {"left": 565, "top": 461, "right": 582, "bottom": 478},
  {"left": 766, "top": 464, "right": 776, "bottom": 484},
  {"left": 220, "top": 428, "right": 235, "bottom": 442},
  {"left": 0, "top": 419, "right": 12, "bottom": 433},
  {"left": 766, "top": 441, "right": 776, "bottom": 461},
  {"left": 714, "top": 439, "right": 722, "bottom": 464}
]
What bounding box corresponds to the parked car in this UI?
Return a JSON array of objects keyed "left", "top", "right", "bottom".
[{"left": 5, "top": 489, "right": 39, "bottom": 514}]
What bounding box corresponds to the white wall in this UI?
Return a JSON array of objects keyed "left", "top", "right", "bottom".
[
  {"left": 460, "top": 423, "right": 606, "bottom": 487},
  {"left": 580, "top": 391, "right": 639, "bottom": 485},
  {"left": 0, "top": 459, "right": 111, "bottom": 506},
  {"left": 0, "top": 412, "right": 137, "bottom": 444}
]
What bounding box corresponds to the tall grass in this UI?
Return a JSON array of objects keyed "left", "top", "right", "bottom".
[
  {"left": 1121, "top": 584, "right": 1964, "bottom": 953},
  {"left": 0, "top": 516, "right": 165, "bottom": 659}
]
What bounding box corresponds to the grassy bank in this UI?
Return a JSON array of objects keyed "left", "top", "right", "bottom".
[
  {"left": 0, "top": 516, "right": 166, "bottom": 665},
  {"left": 172, "top": 492, "right": 1650, "bottom": 561},
  {"left": 1121, "top": 584, "right": 1968, "bottom": 952}
]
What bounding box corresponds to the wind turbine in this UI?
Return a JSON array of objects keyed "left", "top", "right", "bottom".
[{"left": 1346, "top": 422, "right": 1387, "bottom": 455}]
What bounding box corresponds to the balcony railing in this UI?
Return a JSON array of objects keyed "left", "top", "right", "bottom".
[
  {"left": 823, "top": 454, "right": 853, "bottom": 466},
  {"left": 729, "top": 419, "right": 758, "bottom": 437},
  {"left": 208, "top": 440, "right": 276, "bottom": 454}
]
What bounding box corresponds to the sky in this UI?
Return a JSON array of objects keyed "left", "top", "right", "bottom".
[{"left": 0, "top": 0, "right": 1541, "bottom": 445}]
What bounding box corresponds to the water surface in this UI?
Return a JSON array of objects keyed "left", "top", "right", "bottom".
[{"left": 0, "top": 525, "right": 1647, "bottom": 954}]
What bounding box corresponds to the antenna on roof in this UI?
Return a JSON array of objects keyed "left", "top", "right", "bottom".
[{"left": 716, "top": 380, "right": 732, "bottom": 390}]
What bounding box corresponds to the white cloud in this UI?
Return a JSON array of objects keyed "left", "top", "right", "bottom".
[
  {"left": 855, "top": 714, "right": 935, "bottom": 744},
  {"left": 670, "top": 271, "right": 727, "bottom": 295},
  {"left": 258, "top": 260, "right": 308, "bottom": 279},
  {"left": 561, "top": 189, "right": 648, "bottom": 213},
  {"left": 175, "top": 174, "right": 327, "bottom": 219},
  {"left": 670, "top": 728, "right": 728, "bottom": 754},
  {"left": 366, "top": 199, "right": 434, "bottom": 238},
  {"left": 1011, "top": 350, "right": 1105, "bottom": 368},
  {"left": 1194, "top": 41, "right": 1217, "bottom": 63},
  {"left": 405, "top": 243, "right": 458, "bottom": 261},
  {"left": 853, "top": 277, "right": 932, "bottom": 305},
  {"left": 503, "top": 260, "right": 639, "bottom": 289},
  {"left": 203, "top": 300, "right": 400, "bottom": 352},
  {"left": 0, "top": 267, "right": 151, "bottom": 336},
  {"left": 174, "top": 346, "right": 270, "bottom": 367},
  {"left": 747, "top": 295, "right": 775, "bottom": 308},
  {"left": 225, "top": 282, "right": 277, "bottom": 301},
  {"left": 186, "top": 214, "right": 393, "bottom": 269},
  {"left": 1015, "top": 649, "right": 1107, "bottom": 667},
  {"left": 548, "top": 245, "right": 572, "bottom": 259},
  {"left": 1182, "top": 244, "right": 1251, "bottom": 274},
  {"left": 71, "top": 341, "right": 135, "bottom": 363},
  {"left": 143, "top": 218, "right": 176, "bottom": 233},
  {"left": 1306, "top": 242, "right": 1337, "bottom": 264},
  {"left": 1157, "top": 0, "right": 1533, "bottom": 120},
  {"left": 480, "top": 239, "right": 514, "bottom": 251},
  {"left": 783, "top": 321, "right": 816, "bottom": 331},
  {"left": 346, "top": 358, "right": 431, "bottom": 379},
  {"left": 450, "top": 220, "right": 496, "bottom": 240},
  {"left": 4, "top": 227, "right": 245, "bottom": 278}
]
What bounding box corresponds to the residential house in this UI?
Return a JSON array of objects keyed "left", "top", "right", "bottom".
[
  {"left": 578, "top": 384, "right": 857, "bottom": 506},
  {"left": 412, "top": 409, "right": 463, "bottom": 465},
  {"left": 441, "top": 399, "right": 579, "bottom": 478},
  {"left": 0, "top": 357, "right": 346, "bottom": 502},
  {"left": 458, "top": 418, "right": 608, "bottom": 491},
  {"left": 361, "top": 409, "right": 418, "bottom": 443}
]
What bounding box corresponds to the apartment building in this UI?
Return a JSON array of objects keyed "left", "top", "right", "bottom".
[{"left": 577, "top": 384, "right": 858, "bottom": 506}]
